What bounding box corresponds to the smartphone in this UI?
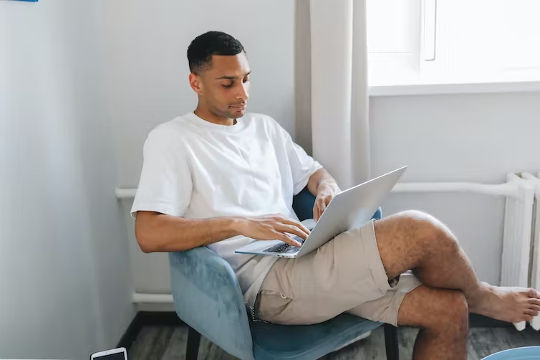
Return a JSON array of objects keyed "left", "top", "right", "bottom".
[{"left": 90, "top": 347, "right": 127, "bottom": 360}]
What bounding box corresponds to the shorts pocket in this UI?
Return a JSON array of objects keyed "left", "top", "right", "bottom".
[{"left": 255, "top": 289, "right": 293, "bottom": 323}]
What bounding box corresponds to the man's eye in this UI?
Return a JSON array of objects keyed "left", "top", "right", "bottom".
[
  {"left": 222, "top": 83, "right": 233, "bottom": 88},
  {"left": 243, "top": 78, "right": 250, "bottom": 83}
]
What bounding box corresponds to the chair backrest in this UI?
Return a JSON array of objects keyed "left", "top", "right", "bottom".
[{"left": 292, "top": 187, "right": 316, "bottom": 221}]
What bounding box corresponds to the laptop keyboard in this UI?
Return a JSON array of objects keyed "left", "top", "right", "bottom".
[
  {"left": 264, "top": 236, "right": 304, "bottom": 254},
  {"left": 266, "top": 242, "right": 293, "bottom": 253}
]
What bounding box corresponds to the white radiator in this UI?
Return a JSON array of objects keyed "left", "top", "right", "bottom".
[
  {"left": 116, "top": 171, "right": 540, "bottom": 329},
  {"left": 499, "top": 173, "right": 535, "bottom": 330},
  {"left": 520, "top": 172, "right": 540, "bottom": 330}
]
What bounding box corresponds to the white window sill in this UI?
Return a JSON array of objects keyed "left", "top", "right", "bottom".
[{"left": 369, "top": 80, "right": 540, "bottom": 97}]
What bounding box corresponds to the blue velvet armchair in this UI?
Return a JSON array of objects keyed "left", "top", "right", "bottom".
[{"left": 168, "top": 188, "right": 398, "bottom": 360}]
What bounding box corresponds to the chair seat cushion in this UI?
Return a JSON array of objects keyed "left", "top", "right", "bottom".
[{"left": 250, "top": 313, "right": 382, "bottom": 360}]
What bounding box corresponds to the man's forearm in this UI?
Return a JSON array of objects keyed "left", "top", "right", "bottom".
[
  {"left": 307, "top": 168, "right": 341, "bottom": 196},
  {"left": 135, "top": 211, "right": 242, "bottom": 253}
]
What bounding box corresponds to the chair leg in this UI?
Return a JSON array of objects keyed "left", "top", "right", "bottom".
[
  {"left": 384, "top": 323, "right": 399, "bottom": 360},
  {"left": 186, "top": 325, "right": 201, "bottom": 360}
]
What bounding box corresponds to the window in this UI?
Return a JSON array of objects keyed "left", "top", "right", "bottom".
[{"left": 366, "top": 0, "right": 540, "bottom": 87}]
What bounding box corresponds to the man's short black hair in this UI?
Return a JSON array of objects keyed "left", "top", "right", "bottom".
[{"left": 187, "top": 31, "right": 245, "bottom": 74}]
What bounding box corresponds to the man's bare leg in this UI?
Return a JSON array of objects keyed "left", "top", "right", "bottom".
[
  {"left": 374, "top": 210, "right": 540, "bottom": 323},
  {"left": 396, "top": 285, "right": 469, "bottom": 360}
]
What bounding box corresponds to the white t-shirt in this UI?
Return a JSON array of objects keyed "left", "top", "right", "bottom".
[{"left": 131, "top": 112, "right": 322, "bottom": 308}]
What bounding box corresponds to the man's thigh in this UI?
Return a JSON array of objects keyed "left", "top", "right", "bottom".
[{"left": 256, "top": 220, "right": 393, "bottom": 325}]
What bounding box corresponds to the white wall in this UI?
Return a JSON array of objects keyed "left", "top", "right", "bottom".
[
  {"left": 371, "top": 92, "right": 540, "bottom": 284},
  {"left": 0, "top": 1, "right": 134, "bottom": 358}
]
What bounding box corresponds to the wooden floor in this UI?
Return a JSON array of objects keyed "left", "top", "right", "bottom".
[{"left": 127, "top": 324, "right": 540, "bottom": 359}]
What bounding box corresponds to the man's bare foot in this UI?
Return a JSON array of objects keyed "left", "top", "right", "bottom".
[{"left": 467, "top": 282, "right": 540, "bottom": 322}]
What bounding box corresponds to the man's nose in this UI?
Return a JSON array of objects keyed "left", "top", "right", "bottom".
[{"left": 235, "top": 83, "right": 249, "bottom": 101}]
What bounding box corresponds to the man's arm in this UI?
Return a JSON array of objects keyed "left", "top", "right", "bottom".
[
  {"left": 134, "top": 211, "right": 310, "bottom": 253},
  {"left": 307, "top": 168, "right": 341, "bottom": 221}
]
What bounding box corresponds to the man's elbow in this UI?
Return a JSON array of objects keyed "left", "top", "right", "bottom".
[
  {"left": 135, "top": 229, "right": 153, "bottom": 253},
  {"left": 137, "top": 239, "right": 153, "bottom": 253},
  {"left": 134, "top": 212, "right": 157, "bottom": 253}
]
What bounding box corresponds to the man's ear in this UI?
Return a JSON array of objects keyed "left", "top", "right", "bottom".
[{"left": 189, "top": 73, "right": 203, "bottom": 95}]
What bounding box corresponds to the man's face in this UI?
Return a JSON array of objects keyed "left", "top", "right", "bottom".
[{"left": 191, "top": 52, "right": 251, "bottom": 120}]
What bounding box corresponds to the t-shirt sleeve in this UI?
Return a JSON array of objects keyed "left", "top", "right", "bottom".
[
  {"left": 277, "top": 124, "right": 322, "bottom": 195},
  {"left": 130, "top": 130, "right": 192, "bottom": 218}
]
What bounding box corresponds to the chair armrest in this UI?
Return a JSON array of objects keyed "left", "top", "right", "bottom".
[{"left": 168, "top": 247, "right": 254, "bottom": 360}]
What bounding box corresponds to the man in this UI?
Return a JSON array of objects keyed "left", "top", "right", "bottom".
[{"left": 131, "top": 31, "right": 540, "bottom": 359}]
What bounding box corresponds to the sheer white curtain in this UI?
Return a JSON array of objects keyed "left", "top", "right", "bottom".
[{"left": 310, "top": 0, "right": 370, "bottom": 188}]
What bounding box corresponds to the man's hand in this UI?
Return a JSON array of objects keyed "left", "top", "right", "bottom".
[
  {"left": 235, "top": 214, "right": 310, "bottom": 247},
  {"left": 313, "top": 182, "right": 340, "bottom": 222},
  {"left": 307, "top": 168, "right": 341, "bottom": 222}
]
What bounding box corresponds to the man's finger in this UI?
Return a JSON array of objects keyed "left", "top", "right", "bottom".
[
  {"left": 276, "top": 223, "right": 309, "bottom": 240},
  {"left": 276, "top": 232, "right": 302, "bottom": 247},
  {"left": 279, "top": 217, "right": 311, "bottom": 236},
  {"left": 315, "top": 200, "right": 326, "bottom": 220},
  {"left": 326, "top": 196, "right": 333, "bottom": 206}
]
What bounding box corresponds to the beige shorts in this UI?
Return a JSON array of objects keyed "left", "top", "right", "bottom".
[{"left": 254, "top": 219, "right": 422, "bottom": 327}]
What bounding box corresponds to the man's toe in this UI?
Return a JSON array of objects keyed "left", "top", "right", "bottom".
[{"left": 527, "top": 288, "right": 540, "bottom": 298}]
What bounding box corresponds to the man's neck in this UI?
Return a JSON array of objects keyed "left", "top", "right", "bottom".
[{"left": 194, "top": 108, "right": 236, "bottom": 126}]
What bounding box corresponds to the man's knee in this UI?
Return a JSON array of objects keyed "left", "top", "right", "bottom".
[
  {"left": 397, "top": 210, "right": 459, "bottom": 253},
  {"left": 374, "top": 210, "right": 461, "bottom": 277}
]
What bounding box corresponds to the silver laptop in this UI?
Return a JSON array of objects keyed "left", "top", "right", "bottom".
[{"left": 235, "top": 166, "right": 407, "bottom": 258}]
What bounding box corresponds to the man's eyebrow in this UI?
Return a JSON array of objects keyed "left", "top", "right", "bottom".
[{"left": 215, "top": 71, "right": 251, "bottom": 80}]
